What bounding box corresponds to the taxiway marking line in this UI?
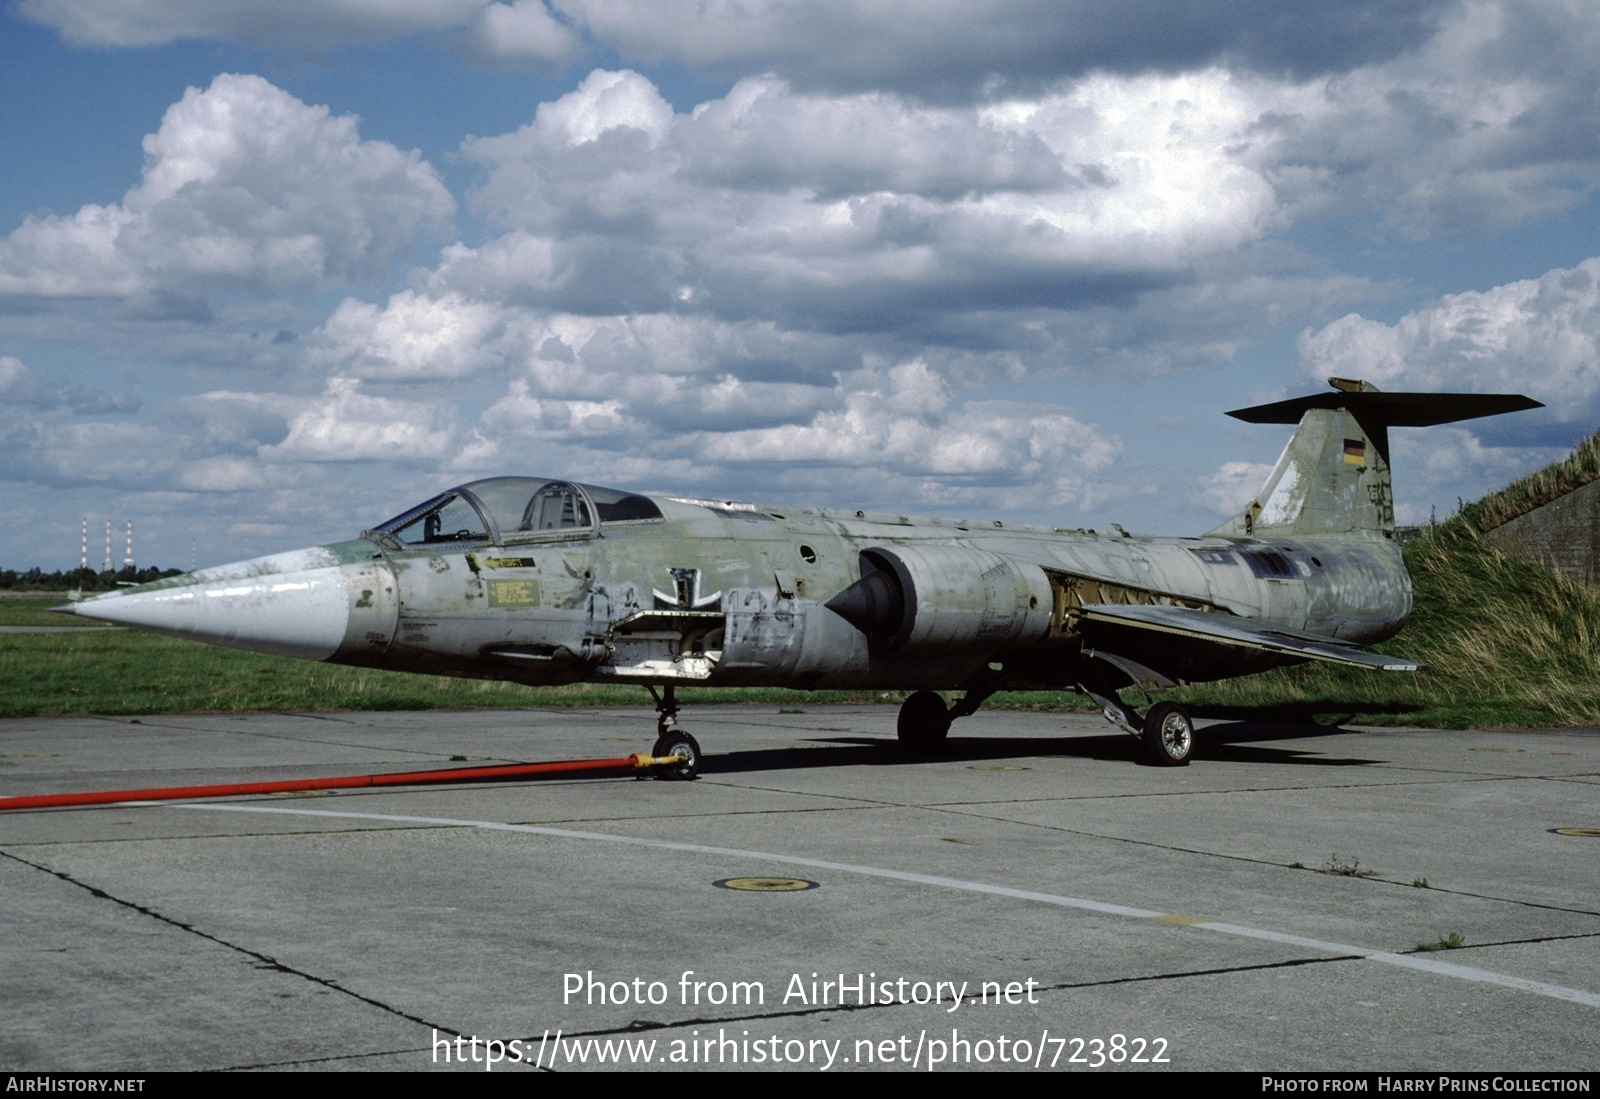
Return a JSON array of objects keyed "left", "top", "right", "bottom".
[{"left": 171, "top": 801, "right": 1600, "bottom": 1009}]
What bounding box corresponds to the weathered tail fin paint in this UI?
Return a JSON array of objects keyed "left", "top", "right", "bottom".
[{"left": 1209, "top": 378, "right": 1542, "bottom": 539}]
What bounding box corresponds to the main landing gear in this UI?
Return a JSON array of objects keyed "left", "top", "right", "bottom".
[
  {"left": 897, "top": 691, "right": 950, "bottom": 750},
  {"left": 897, "top": 683, "right": 1194, "bottom": 765},
  {"left": 1079, "top": 679, "right": 1195, "bottom": 766},
  {"left": 1140, "top": 701, "right": 1195, "bottom": 766},
  {"left": 895, "top": 687, "right": 995, "bottom": 753},
  {"left": 644, "top": 684, "right": 701, "bottom": 780}
]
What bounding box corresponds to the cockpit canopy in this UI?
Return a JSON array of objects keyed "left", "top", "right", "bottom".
[{"left": 368, "top": 477, "right": 662, "bottom": 547}]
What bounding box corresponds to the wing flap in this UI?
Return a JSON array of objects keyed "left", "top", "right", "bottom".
[{"left": 1076, "top": 603, "right": 1422, "bottom": 672}]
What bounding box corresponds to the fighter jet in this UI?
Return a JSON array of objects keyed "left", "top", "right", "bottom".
[{"left": 58, "top": 378, "right": 1538, "bottom": 774}]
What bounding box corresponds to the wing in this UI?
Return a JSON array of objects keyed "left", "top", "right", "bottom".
[{"left": 1075, "top": 604, "right": 1422, "bottom": 673}]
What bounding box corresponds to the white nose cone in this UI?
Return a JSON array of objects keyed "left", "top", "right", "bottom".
[{"left": 69, "top": 546, "right": 354, "bottom": 661}]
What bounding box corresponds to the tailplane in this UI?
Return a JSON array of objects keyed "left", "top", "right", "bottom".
[{"left": 1209, "top": 378, "right": 1541, "bottom": 539}]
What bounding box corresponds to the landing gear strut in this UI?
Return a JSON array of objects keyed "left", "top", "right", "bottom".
[
  {"left": 1078, "top": 672, "right": 1195, "bottom": 766},
  {"left": 648, "top": 683, "right": 680, "bottom": 736},
  {"left": 645, "top": 684, "right": 700, "bottom": 780}
]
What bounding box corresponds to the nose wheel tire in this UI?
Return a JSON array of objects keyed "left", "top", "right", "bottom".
[
  {"left": 652, "top": 730, "right": 701, "bottom": 780},
  {"left": 897, "top": 690, "right": 952, "bottom": 752},
  {"left": 1142, "top": 702, "right": 1194, "bottom": 766}
]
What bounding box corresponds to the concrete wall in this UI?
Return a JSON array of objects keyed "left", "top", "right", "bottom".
[{"left": 1485, "top": 477, "right": 1600, "bottom": 587}]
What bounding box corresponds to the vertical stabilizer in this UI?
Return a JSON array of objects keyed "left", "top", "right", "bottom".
[{"left": 1209, "top": 378, "right": 1542, "bottom": 539}]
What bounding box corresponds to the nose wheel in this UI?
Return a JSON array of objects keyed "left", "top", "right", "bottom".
[
  {"left": 651, "top": 730, "right": 701, "bottom": 780},
  {"left": 644, "top": 683, "right": 700, "bottom": 779}
]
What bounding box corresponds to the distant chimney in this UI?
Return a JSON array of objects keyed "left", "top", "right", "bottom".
[
  {"left": 103, "top": 519, "right": 112, "bottom": 573},
  {"left": 123, "top": 519, "right": 135, "bottom": 570},
  {"left": 81, "top": 517, "right": 88, "bottom": 569}
]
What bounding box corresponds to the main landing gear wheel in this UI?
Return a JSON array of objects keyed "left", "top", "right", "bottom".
[
  {"left": 1142, "top": 702, "right": 1194, "bottom": 766},
  {"left": 897, "top": 690, "right": 952, "bottom": 753},
  {"left": 652, "top": 730, "right": 701, "bottom": 781}
]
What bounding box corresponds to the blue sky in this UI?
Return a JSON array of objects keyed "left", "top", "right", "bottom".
[{"left": 2, "top": 0, "right": 1597, "bottom": 570}]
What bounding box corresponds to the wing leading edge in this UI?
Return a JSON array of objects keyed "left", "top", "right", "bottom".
[{"left": 1075, "top": 604, "right": 1423, "bottom": 673}]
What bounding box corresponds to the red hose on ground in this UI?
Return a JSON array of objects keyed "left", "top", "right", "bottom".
[{"left": 0, "top": 755, "right": 645, "bottom": 811}]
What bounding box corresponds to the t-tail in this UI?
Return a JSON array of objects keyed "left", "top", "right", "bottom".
[{"left": 1209, "top": 377, "right": 1543, "bottom": 539}]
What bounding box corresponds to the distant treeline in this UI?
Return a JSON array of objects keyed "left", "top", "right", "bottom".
[{"left": 0, "top": 565, "right": 185, "bottom": 592}]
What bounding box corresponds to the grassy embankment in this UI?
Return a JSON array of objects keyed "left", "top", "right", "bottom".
[{"left": 5, "top": 430, "right": 1599, "bottom": 724}]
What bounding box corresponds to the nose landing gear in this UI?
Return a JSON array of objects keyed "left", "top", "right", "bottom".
[
  {"left": 649, "top": 729, "right": 701, "bottom": 780},
  {"left": 644, "top": 683, "right": 700, "bottom": 780}
]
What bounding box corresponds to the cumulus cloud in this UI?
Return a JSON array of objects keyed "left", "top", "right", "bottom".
[
  {"left": 1268, "top": 1, "right": 1600, "bottom": 237},
  {"left": 17, "top": 0, "right": 487, "bottom": 48},
  {"left": 146, "top": 406, "right": 286, "bottom": 486},
  {"left": 461, "top": 1, "right": 580, "bottom": 65},
  {"left": 554, "top": 0, "right": 1444, "bottom": 99},
  {"left": 18, "top": 0, "right": 1442, "bottom": 88},
  {"left": 456, "top": 68, "right": 1281, "bottom": 334},
  {"left": 19, "top": 2, "right": 1599, "bottom": 242},
  {"left": 313, "top": 285, "right": 862, "bottom": 399},
  {"left": 0, "top": 74, "right": 454, "bottom": 308},
  {"left": 21, "top": 0, "right": 581, "bottom": 68},
  {"left": 1389, "top": 427, "right": 1566, "bottom": 523},
  {"left": 175, "top": 456, "right": 274, "bottom": 493},
  {"left": 477, "top": 378, "right": 635, "bottom": 439},
  {"left": 408, "top": 350, "right": 1125, "bottom": 516},
  {"left": 695, "top": 359, "right": 1122, "bottom": 509},
  {"left": 3, "top": 356, "right": 79, "bottom": 408},
  {"left": 1298, "top": 258, "right": 1600, "bottom": 415},
  {"left": 0, "top": 355, "right": 139, "bottom": 416},
  {"left": 21, "top": 421, "right": 187, "bottom": 486},
  {"left": 0, "top": 363, "right": 282, "bottom": 501},
  {"left": 312, "top": 291, "right": 506, "bottom": 380},
  {"left": 1198, "top": 460, "right": 1276, "bottom": 519},
  {"left": 261, "top": 378, "right": 460, "bottom": 463}
]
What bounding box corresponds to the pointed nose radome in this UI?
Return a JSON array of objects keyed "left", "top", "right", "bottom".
[{"left": 66, "top": 544, "right": 396, "bottom": 662}]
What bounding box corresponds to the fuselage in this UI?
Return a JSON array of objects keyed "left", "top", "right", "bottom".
[{"left": 74, "top": 477, "right": 1413, "bottom": 696}]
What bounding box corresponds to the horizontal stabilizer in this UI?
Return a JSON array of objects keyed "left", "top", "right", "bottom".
[
  {"left": 1228, "top": 391, "right": 1542, "bottom": 427},
  {"left": 1077, "top": 604, "right": 1423, "bottom": 672}
]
